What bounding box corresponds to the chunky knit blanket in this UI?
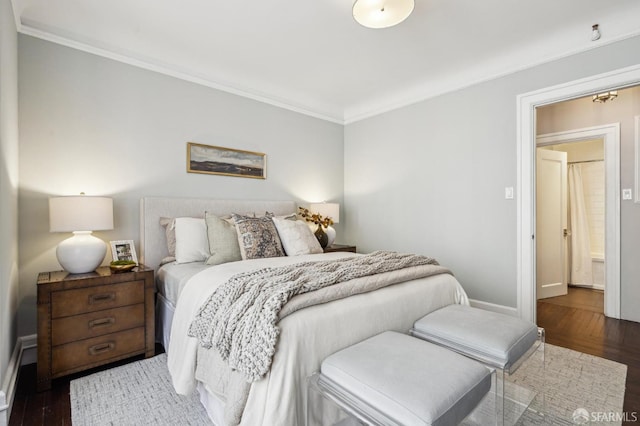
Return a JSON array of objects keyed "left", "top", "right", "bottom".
[{"left": 188, "top": 251, "right": 442, "bottom": 382}]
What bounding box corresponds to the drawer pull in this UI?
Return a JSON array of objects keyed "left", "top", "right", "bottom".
[
  {"left": 88, "top": 342, "right": 115, "bottom": 356},
  {"left": 88, "top": 317, "right": 115, "bottom": 329},
  {"left": 89, "top": 292, "right": 115, "bottom": 304}
]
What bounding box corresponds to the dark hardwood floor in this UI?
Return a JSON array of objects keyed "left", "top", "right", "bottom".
[
  {"left": 8, "top": 293, "right": 640, "bottom": 425},
  {"left": 537, "top": 286, "right": 640, "bottom": 421}
]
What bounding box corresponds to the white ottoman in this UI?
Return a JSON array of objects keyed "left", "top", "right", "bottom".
[
  {"left": 411, "top": 305, "right": 539, "bottom": 372},
  {"left": 308, "top": 331, "right": 493, "bottom": 426},
  {"left": 411, "top": 305, "right": 544, "bottom": 425}
]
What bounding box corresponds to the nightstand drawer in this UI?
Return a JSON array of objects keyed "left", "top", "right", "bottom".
[
  {"left": 51, "top": 304, "right": 145, "bottom": 346},
  {"left": 51, "top": 280, "right": 144, "bottom": 318},
  {"left": 52, "top": 327, "right": 145, "bottom": 375}
]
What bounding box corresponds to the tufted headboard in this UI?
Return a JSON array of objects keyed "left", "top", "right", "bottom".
[{"left": 139, "top": 197, "right": 296, "bottom": 271}]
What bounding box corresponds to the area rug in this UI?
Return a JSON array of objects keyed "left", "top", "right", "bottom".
[
  {"left": 70, "top": 344, "right": 627, "bottom": 425},
  {"left": 510, "top": 343, "right": 627, "bottom": 425},
  {"left": 70, "top": 354, "right": 209, "bottom": 425}
]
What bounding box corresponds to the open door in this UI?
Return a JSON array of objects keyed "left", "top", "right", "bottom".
[{"left": 536, "top": 148, "right": 568, "bottom": 299}]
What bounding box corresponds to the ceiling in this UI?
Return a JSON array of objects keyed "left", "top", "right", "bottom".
[{"left": 11, "top": 0, "right": 640, "bottom": 123}]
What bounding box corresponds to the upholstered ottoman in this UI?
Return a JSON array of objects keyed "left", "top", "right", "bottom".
[
  {"left": 307, "top": 331, "right": 494, "bottom": 426},
  {"left": 411, "top": 305, "right": 544, "bottom": 425},
  {"left": 411, "top": 305, "right": 539, "bottom": 372}
]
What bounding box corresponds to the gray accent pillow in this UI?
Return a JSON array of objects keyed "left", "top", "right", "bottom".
[
  {"left": 233, "top": 213, "right": 285, "bottom": 260},
  {"left": 272, "top": 217, "right": 323, "bottom": 256},
  {"left": 159, "top": 217, "right": 176, "bottom": 257},
  {"left": 205, "top": 212, "right": 242, "bottom": 266}
]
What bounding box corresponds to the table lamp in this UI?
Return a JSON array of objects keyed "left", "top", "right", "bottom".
[
  {"left": 49, "top": 195, "right": 114, "bottom": 274},
  {"left": 309, "top": 202, "right": 340, "bottom": 247}
]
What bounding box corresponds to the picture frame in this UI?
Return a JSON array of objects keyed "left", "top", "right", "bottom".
[
  {"left": 110, "top": 240, "right": 138, "bottom": 264},
  {"left": 187, "top": 142, "right": 266, "bottom": 179}
]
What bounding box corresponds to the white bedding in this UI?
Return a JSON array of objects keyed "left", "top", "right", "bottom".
[
  {"left": 156, "top": 261, "right": 210, "bottom": 305},
  {"left": 168, "top": 252, "right": 469, "bottom": 425}
]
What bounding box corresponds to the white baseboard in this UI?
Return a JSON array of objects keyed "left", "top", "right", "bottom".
[
  {"left": 469, "top": 299, "right": 519, "bottom": 317},
  {"left": 0, "top": 391, "right": 6, "bottom": 426},
  {"left": 0, "top": 334, "right": 37, "bottom": 426},
  {"left": 570, "top": 284, "right": 605, "bottom": 292},
  {"left": 20, "top": 335, "right": 37, "bottom": 366}
]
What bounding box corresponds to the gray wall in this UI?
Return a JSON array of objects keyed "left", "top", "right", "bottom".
[
  {"left": 17, "top": 35, "right": 344, "bottom": 336},
  {"left": 0, "top": 0, "right": 19, "bottom": 396},
  {"left": 537, "top": 87, "right": 640, "bottom": 322},
  {"left": 14, "top": 28, "right": 640, "bottom": 343},
  {"left": 344, "top": 35, "right": 640, "bottom": 319}
]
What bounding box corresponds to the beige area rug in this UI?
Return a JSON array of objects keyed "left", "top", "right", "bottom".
[
  {"left": 70, "top": 344, "right": 626, "bottom": 425},
  {"left": 510, "top": 344, "right": 627, "bottom": 425},
  {"left": 70, "top": 354, "right": 209, "bottom": 425}
]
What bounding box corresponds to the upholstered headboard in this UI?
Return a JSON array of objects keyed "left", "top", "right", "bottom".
[{"left": 139, "top": 197, "right": 296, "bottom": 270}]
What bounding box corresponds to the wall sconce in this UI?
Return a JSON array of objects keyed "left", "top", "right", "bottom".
[{"left": 592, "top": 91, "right": 617, "bottom": 103}]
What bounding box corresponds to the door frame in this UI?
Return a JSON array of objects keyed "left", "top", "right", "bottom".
[
  {"left": 536, "top": 125, "right": 620, "bottom": 317},
  {"left": 517, "top": 63, "right": 640, "bottom": 323}
]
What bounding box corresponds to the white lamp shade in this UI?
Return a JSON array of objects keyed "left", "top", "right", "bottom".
[
  {"left": 353, "top": 0, "right": 414, "bottom": 29},
  {"left": 309, "top": 202, "right": 340, "bottom": 224},
  {"left": 49, "top": 196, "right": 114, "bottom": 232}
]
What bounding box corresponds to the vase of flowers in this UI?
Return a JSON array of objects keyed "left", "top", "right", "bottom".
[{"left": 298, "top": 207, "right": 334, "bottom": 248}]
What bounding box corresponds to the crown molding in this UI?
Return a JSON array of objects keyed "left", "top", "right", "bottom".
[
  {"left": 16, "top": 23, "right": 345, "bottom": 125},
  {"left": 12, "top": 5, "right": 640, "bottom": 126},
  {"left": 343, "top": 28, "right": 640, "bottom": 124},
  {"left": 10, "top": 0, "right": 22, "bottom": 30}
]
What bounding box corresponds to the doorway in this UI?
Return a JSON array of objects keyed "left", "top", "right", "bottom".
[
  {"left": 533, "top": 122, "right": 620, "bottom": 319},
  {"left": 535, "top": 135, "right": 607, "bottom": 316},
  {"left": 516, "top": 65, "right": 640, "bottom": 323}
]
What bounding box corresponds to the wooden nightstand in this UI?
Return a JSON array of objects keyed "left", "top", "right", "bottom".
[
  {"left": 36, "top": 265, "right": 155, "bottom": 391},
  {"left": 324, "top": 244, "right": 357, "bottom": 253}
]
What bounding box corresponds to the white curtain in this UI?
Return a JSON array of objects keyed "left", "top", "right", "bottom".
[{"left": 568, "top": 164, "right": 593, "bottom": 286}]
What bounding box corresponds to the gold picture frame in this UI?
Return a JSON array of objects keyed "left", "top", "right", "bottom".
[{"left": 187, "top": 142, "right": 266, "bottom": 179}]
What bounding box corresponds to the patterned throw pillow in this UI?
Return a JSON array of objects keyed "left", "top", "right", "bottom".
[{"left": 233, "top": 213, "right": 285, "bottom": 260}]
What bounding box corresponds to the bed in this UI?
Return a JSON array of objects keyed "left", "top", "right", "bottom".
[{"left": 140, "top": 197, "right": 469, "bottom": 426}]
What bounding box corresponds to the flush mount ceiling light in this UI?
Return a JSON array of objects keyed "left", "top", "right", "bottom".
[
  {"left": 592, "top": 90, "right": 618, "bottom": 103},
  {"left": 353, "top": 0, "right": 415, "bottom": 29}
]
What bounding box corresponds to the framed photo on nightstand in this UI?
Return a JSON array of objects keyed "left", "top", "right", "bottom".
[{"left": 110, "top": 240, "right": 138, "bottom": 264}]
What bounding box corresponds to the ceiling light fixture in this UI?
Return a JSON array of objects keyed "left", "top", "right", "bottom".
[
  {"left": 353, "top": 0, "right": 414, "bottom": 29},
  {"left": 592, "top": 91, "right": 617, "bottom": 103}
]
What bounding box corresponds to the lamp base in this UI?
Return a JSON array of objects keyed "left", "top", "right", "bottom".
[
  {"left": 56, "top": 231, "right": 107, "bottom": 274},
  {"left": 325, "top": 226, "right": 336, "bottom": 247}
]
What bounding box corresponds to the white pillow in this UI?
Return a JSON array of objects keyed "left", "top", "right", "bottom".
[
  {"left": 174, "top": 217, "right": 209, "bottom": 263},
  {"left": 272, "top": 217, "right": 323, "bottom": 256}
]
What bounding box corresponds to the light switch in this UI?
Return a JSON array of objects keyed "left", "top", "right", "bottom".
[
  {"left": 622, "top": 189, "right": 632, "bottom": 200},
  {"left": 505, "top": 187, "right": 514, "bottom": 199}
]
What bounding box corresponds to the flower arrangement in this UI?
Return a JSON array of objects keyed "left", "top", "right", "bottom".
[{"left": 298, "top": 206, "right": 334, "bottom": 228}]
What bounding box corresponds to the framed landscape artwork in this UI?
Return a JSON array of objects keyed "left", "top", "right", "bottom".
[{"left": 187, "top": 142, "right": 266, "bottom": 179}]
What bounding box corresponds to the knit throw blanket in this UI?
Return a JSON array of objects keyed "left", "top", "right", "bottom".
[{"left": 188, "top": 251, "right": 440, "bottom": 382}]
